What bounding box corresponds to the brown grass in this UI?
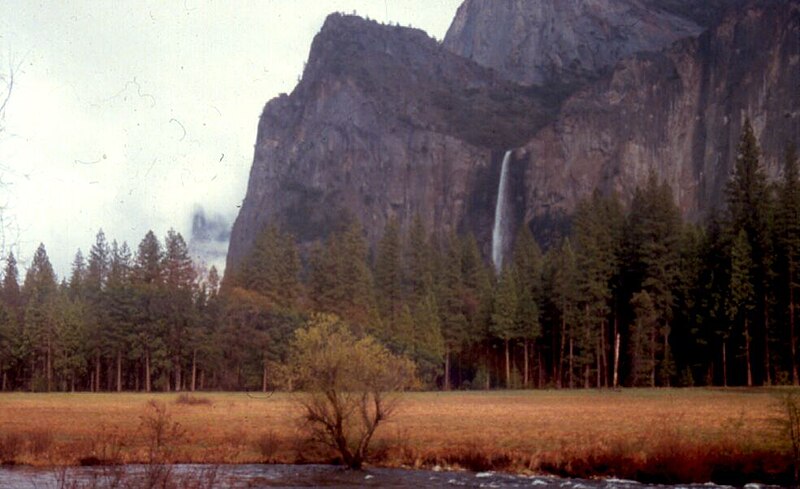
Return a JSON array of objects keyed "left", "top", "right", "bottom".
[
  {"left": 0, "top": 389, "right": 793, "bottom": 484},
  {"left": 174, "top": 394, "right": 213, "bottom": 406}
]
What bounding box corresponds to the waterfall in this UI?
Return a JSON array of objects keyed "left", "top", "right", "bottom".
[{"left": 491, "top": 150, "right": 512, "bottom": 271}]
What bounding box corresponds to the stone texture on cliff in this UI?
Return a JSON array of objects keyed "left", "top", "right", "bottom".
[
  {"left": 227, "top": 1, "right": 799, "bottom": 273},
  {"left": 443, "top": 0, "right": 705, "bottom": 86},
  {"left": 519, "top": 1, "right": 800, "bottom": 224},
  {"left": 226, "top": 14, "right": 565, "bottom": 271}
]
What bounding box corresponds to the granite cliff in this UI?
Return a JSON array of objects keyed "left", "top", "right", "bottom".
[{"left": 227, "top": 0, "right": 799, "bottom": 272}]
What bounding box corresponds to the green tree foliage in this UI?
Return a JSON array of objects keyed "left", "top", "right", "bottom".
[
  {"left": 725, "top": 119, "right": 774, "bottom": 385},
  {"left": 629, "top": 290, "right": 657, "bottom": 386},
  {"left": 237, "top": 225, "right": 301, "bottom": 308},
  {"left": 133, "top": 230, "right": 165, "bottom": 392},
  {"left": 776, "top": 145, "right": 800, "bottom": 384},
  {"left": 288, "top": 314, "right": 415, "bottom": 469},
  {"left": 2, "top": 125, "right": 796, "bottom": 393},
  {"left": 491, "top": 265, "right": 518, "bottom": 388},
  {"left": 573, "top": 192, "right": 623, "bottom": 387},
  {"left": 542, "top": 239, "right": 579, "bottom": 388},
  {"left": 729, "top": 229, "right": 756, "bottom": 386},
  {"left": 625, "top": 174, "right": 682, "bottom": 385},
  {"left": 512, "top": 225, "right": 542, "bottom": 387},
  {"left": 22, "top": 244, "right": 58, "bottom": 391},
  {"left": 374, "top": 218, "right": 404, "bottom": 327},
  {"left": 437, "top": 233, "right": 468, "bottom": 390}
]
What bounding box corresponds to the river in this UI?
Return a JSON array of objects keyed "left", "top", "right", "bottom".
[{"left": 0, "top": 464, "right": 783, "bottom": 489}]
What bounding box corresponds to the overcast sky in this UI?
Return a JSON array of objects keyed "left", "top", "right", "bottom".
[{"left": 0, "top": 0, "right": 462, "bottom": 279}]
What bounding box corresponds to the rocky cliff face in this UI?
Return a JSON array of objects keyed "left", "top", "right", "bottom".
[
  {"left": 518, "top": 1, "right": 800, "bottom": 224},
  {"left": 227, "top": 0, "right": 799, "bottom": 272},
  {"left": 227, "top": 14, "right": 566, "bottom": 270},
  {"left": 443, "top": 0, "right": 704, "bottom": 86}
]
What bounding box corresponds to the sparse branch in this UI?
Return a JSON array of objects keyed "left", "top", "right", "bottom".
[{"left": 288, "top": 314, "right": 415, "bottom": 469}]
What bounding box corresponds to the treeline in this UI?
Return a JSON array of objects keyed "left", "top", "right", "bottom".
[
  {"left": 228, "top": 121, "right": 800, "bottom": 390},
  {"left": 0, "top": 121, "right": 797, "bottom": 391}
]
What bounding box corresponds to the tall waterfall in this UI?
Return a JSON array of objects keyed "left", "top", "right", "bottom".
[{"left": 491, "top": 150, "right": 512, "bottom": 271}]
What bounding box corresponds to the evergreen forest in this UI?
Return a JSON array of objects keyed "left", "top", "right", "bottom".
[{"left": 1, "top": 121, "right": 799, "bottom": 392}]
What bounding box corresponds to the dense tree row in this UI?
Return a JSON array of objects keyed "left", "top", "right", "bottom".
[{"left": 0, "top": 121, "right": 797, "bottom": 391}]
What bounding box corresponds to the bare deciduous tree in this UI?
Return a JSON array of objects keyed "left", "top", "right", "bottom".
[{"left": 288, "top": 314, "right": 416, "bottom": 469}]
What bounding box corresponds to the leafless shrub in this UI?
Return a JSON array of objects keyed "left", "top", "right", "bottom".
[
  {"left": 174, "top": 394, "right": 212, "bottom": 406},
  {"left": 139, "top": 400, "right": 185, "bottom": 464},
  {"left": 26, "top": 429, "right": 54, "bottom": 456},
  {"left": 0, "top": 431, "right": 21, "bottom": 462},
  {"left": 254, "top": 430, "right": 281, "bottom": 462}
]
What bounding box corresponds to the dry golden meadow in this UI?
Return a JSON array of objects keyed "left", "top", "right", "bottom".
[{"left": 0, "top": 389, "right": 794, "bottom": 483}]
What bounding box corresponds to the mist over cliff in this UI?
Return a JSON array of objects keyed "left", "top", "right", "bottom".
[{"left": 227, "top": 0, "right": 799, "bottom": 273}]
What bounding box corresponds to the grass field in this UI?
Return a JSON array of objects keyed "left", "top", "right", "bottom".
[{"left": 0, "top": 388, "right": 795, "bottom": 484}]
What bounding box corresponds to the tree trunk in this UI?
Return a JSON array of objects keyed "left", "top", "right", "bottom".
[
  {"left": 537, "top": 348, "right": 543, "bottom": 389},
  {"left": 46, "top": 337, "right": 52, "bottom": 392},
  {"left": 1, "top": 370, "right": 6, "bottom": 392},
  {"left": 600, "top": 323, "right": 608, "bottom": 388},
  {"left": 200, "top": 370, "right": 205, "bottom": 391},
  {"left": 557, "top": 315, "right": 566, "bottom": 388},
  {"left": 175, "top": 358, "right": 182, "bottom": 392},
  {"left": 745, "top": 317, "right": 753, "bottom": 387},
  {"left": 95, "top": 352, "right": 101, "bottom": 393},
  {"left": 523, "top": 340, "right": 529, "bottom": 388},
  {"left": 663, "top": 325, "right": 671, "bottom": 387},
  {"left": 116, "top": 351, "right": 122, "bottom": 392},
  {"left": 504, "top": 339, "right": 511, "bottom": 388},
  {"left": 722, "top": 340, "right": 728, "bottom": 387},
  {"left": 650, "top": 327, "right": 656, "bottom": 387},
  {"left": 613, "top": 333, "right": 621, "bottom": 388},
  {"left": 145, "top": 350, "right": 151, "bottom": 393},
  {"left": 764, "top": 293, "right": 771, "bottom": 386},
  {"left": 595, "top": 335, "right": 601, "bottom": 388},
  {"left": 191, "top": 349, "right": 197, "bottom": 392},
  {"left": 262, "top": 355, "right": 268, "bottom": 393},
  {"left": 444, "top": 349, "right": 450, "bottom": 391},
  {"left": 792, "top": 290, "right": 799, "bottom": 385},
  {"left": 568, "top": 337, "right": 574, "bottom": 389}
]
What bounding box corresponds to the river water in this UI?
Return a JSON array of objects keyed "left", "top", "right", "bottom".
[{"left": 0, "top": 464, "right": 783, "bottom": 489}]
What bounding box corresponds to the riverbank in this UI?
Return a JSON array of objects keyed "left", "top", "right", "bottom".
[{"left": 0, "top": 389, "right": 793, "bottom": 485}]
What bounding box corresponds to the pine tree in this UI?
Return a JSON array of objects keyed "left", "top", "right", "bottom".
[
  {"left": 86, "top": 230, "right": 111, "bottom": 391},
  {"left": 406, "top": 214, "right": 435, "bottom": 302},
  {"left": 573, "top": 192, "right": 623, "bottom": 388},
  {"left": 162, "top": 229, "right": 196, "bottom": 391},
  {"left": 729, "top": 229, "right": 755, "bottom": 386},
  {"left": 776, "top": 144, "right": 800, "bottom": 384},
  {"left": 438, "top": 232, "right": 467, "bottom": 390},
  {"left": 491, "top": 265, "right": 518, "bottom": 388},
  {"left": 239, "top": 225, "right": 301, "bottom": 308},
  {"left": 629, "top": 290, "right": 658, "bottom": 387},
  {"left": 374, "top": 218, "right": 404, "bottom": 331},
  {"left": 68, "top": 250, "right": 86, "bottom": 301},
  {"left": 625, "top": 174, "right": 682, "bottom": 385},
  {"left": 411, "top": 291, "right": 445, "bottom": 387},
  {"left": 1, "top": 253, "right": 22, "bottom": 389},
  {"left": 511, "top": 225, "right": 542, "bottom": 387},
  {"left": 52, "top": 288, "right": 87, "bottom": 392},
  {"left": 133, "top": 230, "right": 165, "bottom": 392},
  {"left": 22, "top": 244, "right": 58, "bottom": 391},
  {"left": 104, "top": 240, "right": 135, "bottom": 392},
  {"left": 725, "top": 119, "right": 773, "bottom": 385},
  {"left": 543, "top": 239, "right": 579, "bottom": 388}
]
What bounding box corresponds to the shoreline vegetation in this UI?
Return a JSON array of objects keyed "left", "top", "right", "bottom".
[{"left": 0, "top": 389, "right": 795, "bottom": 486}]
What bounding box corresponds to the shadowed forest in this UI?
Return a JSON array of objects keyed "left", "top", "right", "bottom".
[{"left": 0, "top": 122, "right": 798, "bottom": 393}]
